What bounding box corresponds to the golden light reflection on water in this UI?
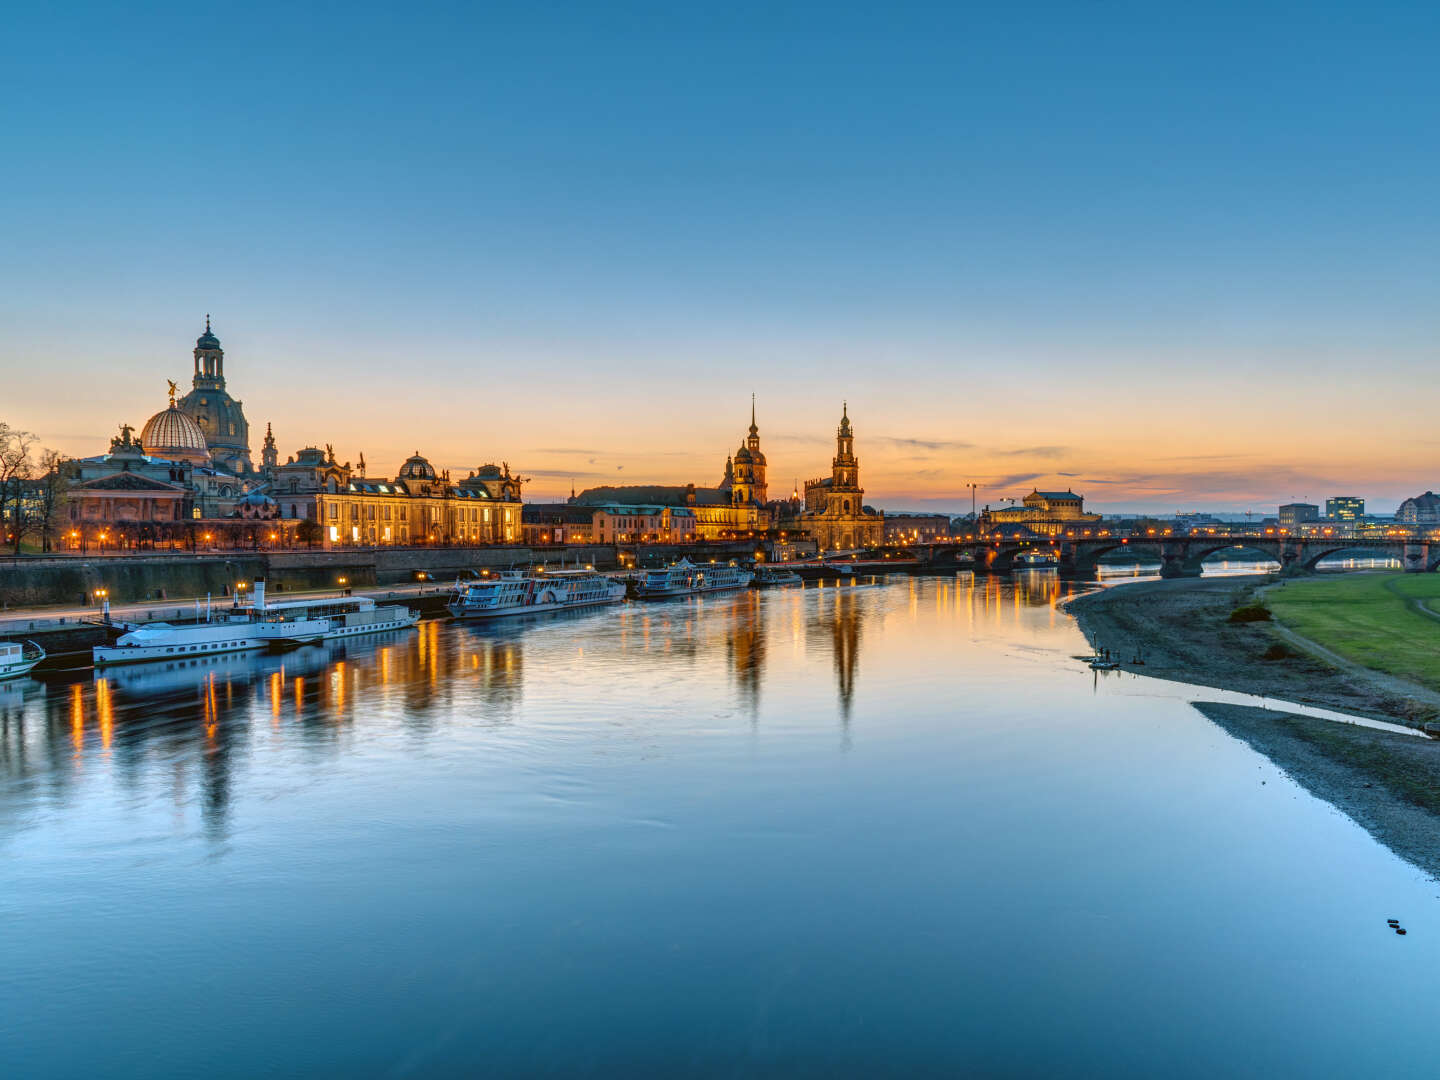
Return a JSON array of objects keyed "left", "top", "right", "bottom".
[{"left": 11, "top": 577, "right": 1094, "bottom": 839}]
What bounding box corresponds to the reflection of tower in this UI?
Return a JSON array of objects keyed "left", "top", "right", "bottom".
[
  {"left": 830, "top": 587, "right": 861, "bottom": 724},
  {"left": 725, "top": 590, "right": 766, "bottom": 713}
]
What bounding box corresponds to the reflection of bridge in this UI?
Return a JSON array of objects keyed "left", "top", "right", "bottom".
[{"left": 915, "top": 534, "right": 1436, "bottom": 578}]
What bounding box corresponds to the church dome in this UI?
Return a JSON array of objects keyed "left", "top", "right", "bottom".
[
  {"left": 196, "top": 316, "right": 221, "bottom": 351},
  {"left": 399, "top": 452, "right": 436, "bottom": 480},
  {"left": 141, "top": 404, "right": 211, "bottom": 465},
  {"left": 734, "top": 445, "right": 753, "bottom": 464}
]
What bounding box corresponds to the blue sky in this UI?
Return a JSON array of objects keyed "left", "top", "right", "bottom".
[{"left": 3, "top": 1, "right": 1437, "bottom": 511}]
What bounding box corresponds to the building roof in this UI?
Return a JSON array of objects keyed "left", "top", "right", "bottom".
[
  {"left": 140, "top": 404, "right": 209, "bottom": 462},
  {"left": 1031, "top": 489, "right": 1081, "bottom": 500}
]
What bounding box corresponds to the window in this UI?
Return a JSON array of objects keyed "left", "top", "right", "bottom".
[{"left": 328, "top": 504, "right": 338, "bottom": 519}]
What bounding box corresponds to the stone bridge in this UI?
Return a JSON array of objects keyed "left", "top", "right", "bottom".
[{"left": 915, "top": 535, "right": 1436, "bottom": 578}]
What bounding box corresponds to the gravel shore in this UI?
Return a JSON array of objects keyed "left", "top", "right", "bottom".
[{"left": 1194, "top": 702, "right": 1440, "bottom": 881}]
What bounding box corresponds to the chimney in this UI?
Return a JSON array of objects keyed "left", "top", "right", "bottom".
[{"left": 252, "top": 578, "right": 267, "bottom": 611}]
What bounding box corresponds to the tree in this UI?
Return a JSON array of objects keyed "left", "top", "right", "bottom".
[
  {"left": 33, "top": 450, "right": 73, "bottom": 553},
  {"left": 295, "top": 518, "right": 323, "bottom": 549},
  {"left": 0, "top": 422, "right": 37, "bottom": 554}
]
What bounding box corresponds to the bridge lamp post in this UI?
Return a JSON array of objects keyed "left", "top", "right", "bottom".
[{"left": 94, "top": 587, "right": 110, "bottom": 624}]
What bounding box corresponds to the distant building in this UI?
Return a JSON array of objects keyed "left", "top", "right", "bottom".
[
  {"left": 1278, "top": 502, "right": 1320, "bottom": 527},
  {"left": 1396, "top": 492, "right": 1440, "bottom": 524},
  {"left": 882, "top": 513, "right": 953, "bottom": 544},
  {"left": 980, "top": 489, "right": 1101, "bottom": 537},
  {"left": 1325, "top": 497, "right": 1365, "bottom": 521}
]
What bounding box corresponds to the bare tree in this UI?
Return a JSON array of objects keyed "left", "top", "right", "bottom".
[
  {"left": 33, "top": 450, "right": 73, "bottom": 553},
  {"left": 0, "top": 422, "right": 37, "bottom": 554}
]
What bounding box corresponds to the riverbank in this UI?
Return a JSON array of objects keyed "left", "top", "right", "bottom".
[
  {"left": 1064, "top": 575, "right": 1440, "bottom": 728},
  {"left": 1194, "top": 702, "right": 1440, "bottom": 881}
]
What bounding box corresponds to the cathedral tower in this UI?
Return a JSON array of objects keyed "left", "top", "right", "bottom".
[{"left": 832, "top": 401, "right": 858, "bottom": 490}]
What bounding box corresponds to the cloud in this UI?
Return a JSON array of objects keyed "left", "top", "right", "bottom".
[
  {"left": 986, "top": 472, "right": 1045, "bottom": 488},
  {"left": 995, "top": 445, "right": 1068, "bottom": 458},
  {"left": 532, "top": 447, "right": 601, "bottom": 455},
  {"left": 874, "top": 436, "right": 975, "bottom": 452}
]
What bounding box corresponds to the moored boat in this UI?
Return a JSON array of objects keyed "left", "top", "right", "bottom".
[
  {"left": 0, "top": 640, "right": 45, "bottom": 680},
  {"left": 752, "top": 567, "right": 803, "bottom": 588},
  {"left": 93, "top": 580, "right": 418, "bottom": 667},
  {"left": 1013, "top": 552, "right": 1059, "bottom": 570},
  {"left": 635, "top": 558, "right": 753, "bottom": 599},
  {"left": 446, "top": 569, "right": 626, "bottom": 619}
]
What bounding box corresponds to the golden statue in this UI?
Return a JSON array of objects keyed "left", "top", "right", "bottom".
[{"left": 167, "top": 379, "right": 178, "bottom": 406}]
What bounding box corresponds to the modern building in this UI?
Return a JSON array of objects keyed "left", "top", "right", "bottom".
[
  {"left": 1278, "top": 502, "right": 1320, "bottom": 527},
  {"left": 1325, "top": 497, "right": 1365, "bottom": 521},
  {"left": 1396, "top": 492, "right": 1440, "bottom": 524},
  {"left": 979, "top": 489, "right": 1101, "bottom": 538},
  {"left": 792, "top": 403, "right": 884, "bottom": 551}
]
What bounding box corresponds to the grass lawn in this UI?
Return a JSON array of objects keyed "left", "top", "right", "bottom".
[{"left": 1265, "top": 572, "right": 1440, "bottom": 692}]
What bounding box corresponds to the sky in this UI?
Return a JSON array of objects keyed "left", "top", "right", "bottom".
[{"left": 2, "top": 1, "right": 1437, "bottom": 513}]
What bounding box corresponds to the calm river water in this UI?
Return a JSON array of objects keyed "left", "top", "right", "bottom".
[{"left": 1, "top": 575, "right": 1435, "bottom": 1077}]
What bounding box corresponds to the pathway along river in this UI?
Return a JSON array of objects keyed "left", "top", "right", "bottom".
[{"left": 1, "top": 574, "right": 1435, "bottom": 1077}]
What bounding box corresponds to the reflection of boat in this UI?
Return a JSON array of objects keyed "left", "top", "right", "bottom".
[
  {"left": 1014, "top": 552, "right": 1059, "bottom": 570},
  {"left": 1089, "top": 658, "right": 1120, "bottom": 670},
  {"left": 93, "top": 580, "right": 418, "bottom": 667},
  {"left": 636, "top": 558, "right": 753, "bottom": 599},
  {"left": 446, "top": 569, "right": 625, "bottom": 619},
  {"left": 752, "top": 567, "right": 803, "bottom": 588},
  {"left": 93, "top": 633, "right": 381, "bottom": 695},
  {"left": 0, "top": 640, "right": 45, "bottom": 680}
]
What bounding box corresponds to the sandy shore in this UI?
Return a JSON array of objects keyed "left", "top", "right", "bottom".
[
  {"left": 1194, "top": 702, "right": 1440, "bottom": 881},
  {"left": 1064, "top": 576, "right": 1440, "bottom": 878},
  {"left": 1064, "top": 576, "right": 1440, "bottom": 727}
]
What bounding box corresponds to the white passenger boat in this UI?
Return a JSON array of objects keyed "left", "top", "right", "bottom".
[
  {"left": 447, "top": 569, "right": 626, "bottom": 619},
  {"left": 0, "top": 640, "right": 45, "bottom": 680},
  {"left": 1014, "top": 552, "right": 1059, "bottom": 570},
  {"left": 93, "top": 580, "right": 419, "bottom": 667},
  {"left": 635, "top": 558, "right": 753, "bottom": 599}
]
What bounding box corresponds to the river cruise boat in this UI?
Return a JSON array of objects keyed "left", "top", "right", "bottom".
[
  {"left": 0, "top": 640, "right": 45, "bottom": 680},
  {"left": 1013, "top": 552, "right": 1059, "bottom": 570},
  {"left": 446, "top": 569, "right": 626, "bottom": 620},
  {"left": 752, "top": 567, "right": 803, "bottom": 588},
  {"left": 635, "top": 558, "right": 754, "bottom": 599},
  {"left": 93, "top": 581, "right": 419, "bottom": 667}
]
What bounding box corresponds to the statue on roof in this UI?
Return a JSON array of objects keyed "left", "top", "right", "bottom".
[{"left": 166, "top": 379, "right": 178, "bottom": 406}]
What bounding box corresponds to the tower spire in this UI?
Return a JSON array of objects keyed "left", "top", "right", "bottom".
[
  {"left": 205, "top": 313, "right": 211, "bottom": 333},
  {"left": 750, "top": 393, "right": 757, "bottom": 434}
]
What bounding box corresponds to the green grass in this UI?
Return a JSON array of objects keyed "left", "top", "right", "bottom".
[{"left": 1265, "top": 573, "right": 1440, "bottom": 691}]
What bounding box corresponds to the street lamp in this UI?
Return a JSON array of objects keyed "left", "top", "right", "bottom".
[{"left": 94, "top": 587, "right": 110, "bottom": 624}]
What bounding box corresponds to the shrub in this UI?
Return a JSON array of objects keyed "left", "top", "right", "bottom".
[
  {"left": 1229, "top": 603, "right": 1272, "bottom": 623},
  {"left": 1261, "top": 643, "right": 1293, "bottom": 661}
]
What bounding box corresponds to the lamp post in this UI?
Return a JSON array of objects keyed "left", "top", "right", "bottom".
[
  {"left": 94, "top": 587, "right": 110, "bottom": 624},
  {"left": 338, "top": 575, "right": 350, "bottom": 596}
]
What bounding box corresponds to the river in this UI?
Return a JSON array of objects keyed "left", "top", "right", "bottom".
[{"left": 1, "top": 574, "right": 1434, "bottom": 1076}]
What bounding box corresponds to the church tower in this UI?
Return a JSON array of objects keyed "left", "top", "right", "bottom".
[
  {"left": 831, "top": 402, "right": 859, "bottom": 491},
  {"left": 178, "top": 316, "right": 253, "bottom": 475},
  {"left": 260, "top": 422, "right": 278, "bottom": 474},
  {"left": 745, "top": 395, "right": 768, "bottom": 503}
]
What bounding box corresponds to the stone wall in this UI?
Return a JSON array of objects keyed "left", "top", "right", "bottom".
[{"left": 0, "top": 545, "right": 622, "bottom": 607}]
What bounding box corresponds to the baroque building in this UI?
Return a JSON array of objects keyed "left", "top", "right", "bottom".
[
  {"left": 571, "top": 402, "right": 772, "bottom": 540},
  {"left": 176, "top": 317, "right": 253, "bottom": 475},
  {"left": 270, "top": 447, "right": 524, "bottom": 546},
  {"left": 979, "top": 489, "right": 1100, "bottom": 538},
  {"left": 793, "top": 404, "right": 883, "bottom": 551}
]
